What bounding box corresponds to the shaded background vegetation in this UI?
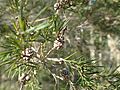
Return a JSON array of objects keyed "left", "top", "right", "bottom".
[{"left": 0, "top": 0, "right": 120, "bottom": 90}]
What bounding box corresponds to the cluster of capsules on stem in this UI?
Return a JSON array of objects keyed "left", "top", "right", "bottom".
[{"left": 54, "top": 0, "right": 72, "bottom": 14}]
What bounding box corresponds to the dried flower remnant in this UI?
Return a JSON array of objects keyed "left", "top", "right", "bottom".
[
  {"left": 53, "top": 27, "right": 67, "bottom": 50},
  {"left": 18, "top": 73, "right": 30, "bottom": 84},
  {"left": 54, "top": 2, "right": 61, "bottom": 11},
  {"left": 18, "top": 73, "right": 31, "bottom": 90}
]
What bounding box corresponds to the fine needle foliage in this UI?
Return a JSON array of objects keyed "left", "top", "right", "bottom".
[{"left": 0, "top": 0, "right": 120, "bottom": 90}]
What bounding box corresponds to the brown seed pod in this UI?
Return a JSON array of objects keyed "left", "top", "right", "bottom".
[
  {"left": 54, "top": 0, "right": 71, "bottom": 13},
  {"left": 61, "top": 68, "right": 70, "bottom": 80},
  {"left": 53, "top": 27, "right": 67, "bottom": 50},
  {"left": 21, "top": 47, "right": 36, "bottom": 61}
]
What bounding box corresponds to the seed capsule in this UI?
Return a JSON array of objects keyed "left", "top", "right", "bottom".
[{"left": 61, "top": 68, "right": 70, "bottom": 80}]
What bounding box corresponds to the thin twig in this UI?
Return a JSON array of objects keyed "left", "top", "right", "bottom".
[
  {"left": 44, "top": 47, "right": 56, "bottom": 59},
  {"left": 20, "top": 82, "right": 24, "bottom": 90}
]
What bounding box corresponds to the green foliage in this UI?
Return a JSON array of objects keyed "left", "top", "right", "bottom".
[{"left": 0, "top": 0, "right": 120, "bottom": 90}]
